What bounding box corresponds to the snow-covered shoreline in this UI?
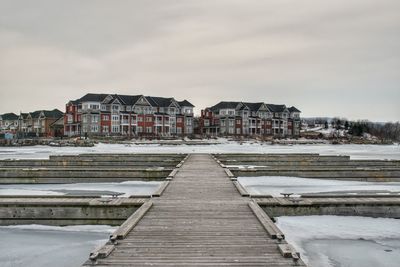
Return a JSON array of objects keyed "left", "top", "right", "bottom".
[{"left": 0, "top": 142, "right": 399, "bottom": 160}]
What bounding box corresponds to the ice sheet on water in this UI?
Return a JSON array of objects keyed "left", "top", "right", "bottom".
[
  {"left": 0, "top": 224, "right": 117, "bottom": 233},
  {"left": 0, "top": 142, "right": 399, "bottom": 159},
  {"left": 0, "top": 181, "right": 162, "bottom": 197},
  {"left": 276, "top": 216, "right": 400, "bottom": 267},
  {"left": 0, "top": 225, "right": 114, "bottom": 267},
  {"left": 238, "top": 176, "right": 400, "bottom": 196}
]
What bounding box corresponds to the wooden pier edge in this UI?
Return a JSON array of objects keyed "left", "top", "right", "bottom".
[
  {"left": 109, "top": 200, "right": 153, "bottom": 241},
  {"left": 152, "top": 181, "right": 170, "bottom": 197},
  {"left": 248, "top": 201, "right": 285, "bottom": 240}
]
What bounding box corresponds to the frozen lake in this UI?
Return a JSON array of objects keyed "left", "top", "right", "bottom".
[
  {"left": 0, "top": 225, "right": 115, "bottom": 267},
  {"left": 238, "top": 176, "right": 400, "bottom": 196},
  {"left": 0, "top": 181, "right": 161, "bottom": 197},
  {"left": 276, "top": 216, "right": 400, "bottom": 267},
  {"left": 0, "top": 142, "right": 399, "bottom": 160}
]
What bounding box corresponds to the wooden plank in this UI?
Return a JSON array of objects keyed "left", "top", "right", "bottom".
[
  {"left": 248, "top": 201, "right": 284, "bottom": 240},
  {"left": 233, "top": 181, "right": 250, "bottom": 197},
  {"left": 152, "top": 181, "right": 170, "bottom": 197},
  {"left": 110, "top": 201, "right": 153, "bottom": 241}
]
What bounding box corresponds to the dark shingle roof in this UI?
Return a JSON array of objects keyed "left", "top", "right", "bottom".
[
  {"left": 30, "top": 109, "right": 64, "bottom": 119},
  {"left": 178, "top": 100, "right": 194, "bottom": 107},
  {"left": 266, "top": 104, "right": 287, "bottom": 113},
  {"left": 0, "top": 113, "right": 19, "bottom": 120},
  {"left": 288, "top": 106, "right": 301, "bottom": 113},
  {"left": 210, "top": 101, "right": 241, "bottom": 111},
  {"left": 243, "top": 102, "right": 264, "bottom": 112},
  {"left": 146, "top": 96, "right": 174, "bottom": 107},
  {"left": 79, "top": 93, "right": 109, "bottom": 102},
  {"left": 117, "top": 95, "right": 143, "bottom": 105}
]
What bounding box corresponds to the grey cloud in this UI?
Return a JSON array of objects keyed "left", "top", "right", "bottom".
[{"left": 0, "top": 0, "right": 399, "bottom": 121}]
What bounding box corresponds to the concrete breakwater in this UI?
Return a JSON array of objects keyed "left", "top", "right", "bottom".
[
  {"left": 256, "top": 197, "right": 400, "bottom": 219},
  {"left": 214, "top": 153, "right": 400, "bottom": 181},
  {"left": 0, "top": 197, "right": 147, "bottom": 226},
  {"left": 0, "top": 153, "right": 187, "bottom": 183}
]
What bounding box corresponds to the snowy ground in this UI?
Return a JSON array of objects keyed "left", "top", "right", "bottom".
[
  {"left": 0, "top": 224, "right": 116, "bottom": 267},
  {"left": 0, "top": 142, "right": 399, "bottom": 159},
  {"left": 276, "top": 216, "right": 400, "bottom": 267},
  {"left": 238, "top": 176, "right": 400, "bottom": 197},
  {"left": 0, "top": 181, "right": 161, "bottom": 197}
]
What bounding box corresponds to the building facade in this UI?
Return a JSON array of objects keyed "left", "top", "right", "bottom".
[
  {"left": 64, "top": 94, "right": 194, "bottom": 137},
  {"left": 0, "top": 113, "right": 19, "bottom": 133},
  {"left": 0, "top": 110, "right": 64, "bottom": 137},
  {"left": 200, "top": 101, "right": 300, "bottom": 137}
]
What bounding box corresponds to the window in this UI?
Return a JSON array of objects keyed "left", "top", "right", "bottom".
[
  {"left": 236, "top": 119, "right": 241, "bottom": 124},
  {"left": 221, "top": 120, "right": 226, "bottom": 126},
  {"left": 177, "top": 117, "right": 183, "bottom": 123},
  {"left": 131, "top": 116, "right": 137, "bottom": 123},
  {"left": 138, "top": 116, "right": 143, "bottom": 122},
  {"left": 91, "top": 115, "right": 99, "bottom": 123},
  {"left": 137, "top": 126, "right": 143, "bottom": 133},
  {"left": 177, "top": 128, "right": 182, "bottom": 134},
  {"left": 204, "top": 119, "right": 210, "bottom": 127},
  {"left": 102, "top": 126, "right": 109, "bottom": 133},
  {"left": 146, "top": 117, "right": 152, "bottom": 122},
  {"left": 146, "top": 127, "right": 152, "bottom": 133},
  {"left": 67, "top": 115, "right": 73, "bottom": 123},
  {"left": 229, "top": 120, "right": 234, "bottom": 127},
  {"left": 103, "top": 115, "right": 109, "bottom": 121},
  {"left": 186, "top": 118, "right": 192, "bottom": 126},
  {"left": 112, "top": 105, "right": 119, "bottom": 111},
  {"left": 91, "top": 125, "right": 99, "bottom": 132},
  {"left": 90, "top": 104, "right": 99, "bottom": 110},
  {"left": 112, "top": 115, "right": 119, "bottom": 121},
  {"left": 112, "top": 125, "right": 120, "bottom": 133}
]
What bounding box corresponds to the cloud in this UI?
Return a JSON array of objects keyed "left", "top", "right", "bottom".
[{"left": 0, "top": 0, "right": 399, "bottom": 121}]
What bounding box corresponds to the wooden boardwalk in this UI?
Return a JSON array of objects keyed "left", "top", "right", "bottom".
[{"left": 86, "top": 154, "right": 302, "bottom": 266}]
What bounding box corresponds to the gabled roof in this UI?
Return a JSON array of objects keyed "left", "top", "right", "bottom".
[
  {"left": 30, "top": 109, "right": 64, "bottom": 119},
  {"left": 243, "top": 102, "right": 264, "bottom": 112},
  {"left": 210, "top": 101, "right": 241, "bottom": 111},
  {"left": 288, "top": 106, "right": 301, "bottom": 113},
  {"left": 0, "top": 113, "right": 19, "bottom": 120},
  {"left": 266, "top": 104, "right": 287, "bottom": 113},
  {"left": 68, "top": 99, "right": 79, "bottom": 105},
  {"left": 178, "top": 100, "right": 194, "bottom": 107},
  {"left": 79, "top": 93, "right": 109, "bottom": 102},
  {"left": 146, "top": 96, "right": 174, "bottom": 107},
  {"left": 116, "top": 95, "right": 143, "bottom": 106},
  {"left": 19, "top": 113, "right": 29, "bottom": 119},
  {"left": 42, "top": 109, "right": 64, "bottom": 118}
]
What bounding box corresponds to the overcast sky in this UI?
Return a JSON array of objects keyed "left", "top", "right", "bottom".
[{"left": 0, "top": 0, "right": 399, "bottom": 121}]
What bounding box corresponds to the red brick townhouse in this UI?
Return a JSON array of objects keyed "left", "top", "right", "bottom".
[
  {"left": 200, "top": 101, "right": 301, "bottom": 137},
  {"left": 64, "top": 93, "right": 194, "bottom": 137}
]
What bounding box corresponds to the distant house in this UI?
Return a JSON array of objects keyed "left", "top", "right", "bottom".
[
  {"left": 64, "top": 93, "right": 195, "bottom": 137},
  {"left": 0, "top": 113, "right": 19, "bottom": 133},
  {"left": 14, "top": 109, "right": 64, "bottom": 137},
  {"left": 199, "top": 101, "right": 301, "bottom": 137}
]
